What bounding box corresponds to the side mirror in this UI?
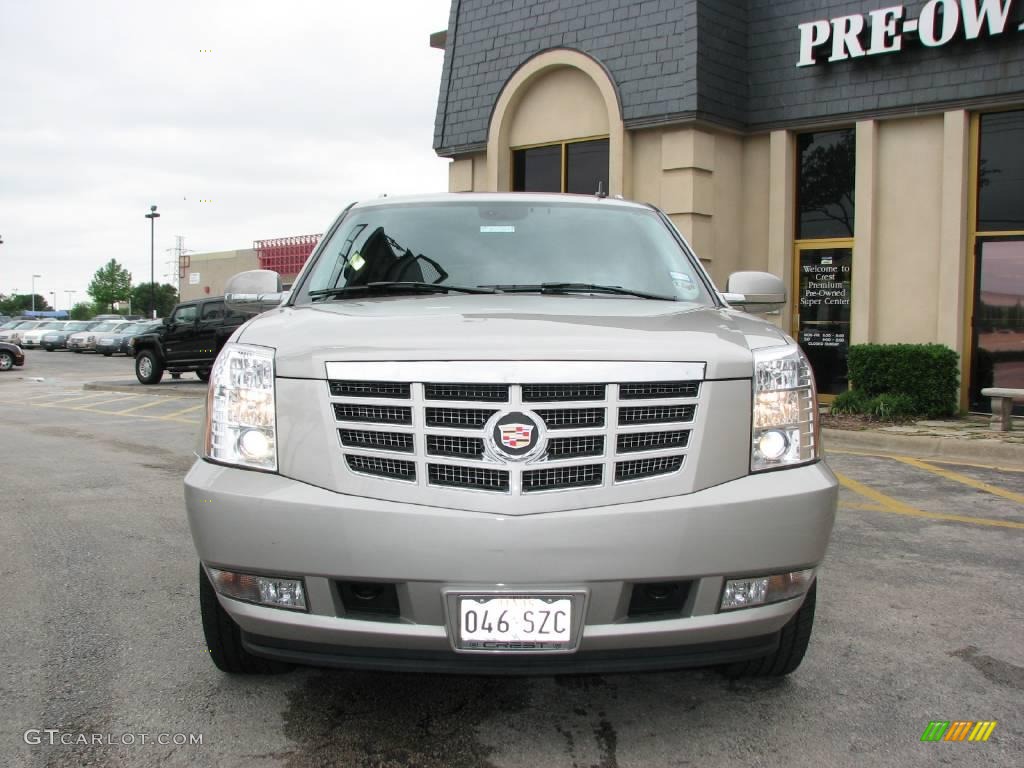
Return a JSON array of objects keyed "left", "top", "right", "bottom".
[
  {"left": 723, "top": 271, "right": 786, "bottom": 314},
  {"left": 225, "top": 270, "right": 284, "bottom": 315}
]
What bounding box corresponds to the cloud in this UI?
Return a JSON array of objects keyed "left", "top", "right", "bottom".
[{"left": 0, "top": 0, "right": 452, "bottom": 302}]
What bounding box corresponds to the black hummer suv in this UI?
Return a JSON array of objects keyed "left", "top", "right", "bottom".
[{"left": 131, "top": 297, "right": 246, "bottom": 385}]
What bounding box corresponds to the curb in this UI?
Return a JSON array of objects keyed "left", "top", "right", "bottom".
[
  {"left": 823, "top": 427, "right": 1024, "bottom": 466},
  {"left": 83, "top": 381, "right": 208, "bottom": 399}
]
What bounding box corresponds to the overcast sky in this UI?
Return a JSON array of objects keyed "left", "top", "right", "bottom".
[{"left": 0, "top": 0, "right": 452, "bottom": 309}]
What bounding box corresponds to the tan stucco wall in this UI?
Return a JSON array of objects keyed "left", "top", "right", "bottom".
[
  {"left": 179, "top": 249, "right": 257, "bottom": 301},
  {"left": 873, "top": 115, "right": 946, "bottom": 344},
  {"left": 507, "top": 66, "right": 608, "bottom": 147}
]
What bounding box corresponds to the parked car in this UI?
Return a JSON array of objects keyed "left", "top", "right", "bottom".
[
  {"left": 96, "top": 320, "right": 162, "bottom": 356},
  {"left": 131, "top": 298, "right": 245, "bottom": 384},
  {"left": 0, "top": 321, "right": 48, "bottom": 345},
  {"left": 67, "top": 321, "right": 133, "bottom": 352},
  {"left": 186, "top": 193, "right": 838, "bottom": 678},
  {"left": 18, "top": 321, "right": 68, "bottom": 349},
  {"left": 41, "top": 320, "right": 99, "bottom": 351},
  {"left": 0, "top": 341, "right": 25, "bottom": 371}
]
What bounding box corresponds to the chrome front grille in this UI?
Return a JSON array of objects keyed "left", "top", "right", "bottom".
[{"left": 328, "top": 367, "right": 701, "bottom": 496}]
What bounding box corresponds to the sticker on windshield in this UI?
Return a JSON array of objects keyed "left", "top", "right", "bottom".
[
  {"left": 670, "top": 271, "right": 700, "bottom": 300},
  {"left": 350, "top": 252, "right": 366, "bottom": 271},
  {"left": 480, "top": 225, "right": 515, "bottom": 233}
]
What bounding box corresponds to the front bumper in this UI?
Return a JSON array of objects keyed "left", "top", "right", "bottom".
[
  {"left": 185, "top": 459, "right": 837, "bottom": 671},
  {"left": 95, "top": 342, "right": 119, "bottom": 354}
]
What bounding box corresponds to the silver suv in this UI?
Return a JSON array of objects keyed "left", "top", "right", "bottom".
[{"left": 186, "top": 194, "right": 837, "bottom": 677}]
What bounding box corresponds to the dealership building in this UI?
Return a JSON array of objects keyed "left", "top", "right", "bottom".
[{"left": 430, "top": 0, "right": 1024, "bottom": 410}]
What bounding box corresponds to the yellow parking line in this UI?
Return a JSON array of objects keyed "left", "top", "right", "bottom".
[
  {"left": 157, "top": 403, "right": 205, "bottom": 420},
  {"left": 835, "top": 472, "right": 1024, "bottom": 530},
  {"left": 839, "top": 501, "right": 890, "bottom": 512},
  {"left": 113, "top": 397, "right": 183, "bottom": 414},
  {"left": 35, "top": 393, "right": 119, "bottom": 406},
  {"left": 885, "top": 455, "right": 1024, "bottom": 506},
  {"left": 71, "top": 396, "right": 138, "bottom": 410},
  {"left": 830, "top": 448, "right": 1024, "bottom": 474}
]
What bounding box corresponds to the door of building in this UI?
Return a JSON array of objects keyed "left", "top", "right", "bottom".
[
  {"left": 795, "top": 245, "right": 853, "bottom": 396},
  {"left": 969, "top": 236, "right": 1024, "bottom": 415}
]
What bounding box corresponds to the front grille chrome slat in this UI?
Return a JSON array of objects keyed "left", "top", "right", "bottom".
[
  {"left": 546, "top": 435, "right": 605, "bottom": 459},
  {"left": 424, "top": 383, "right": 509, "bottom": 402},
  {"left": 523, "top": 464, "right": 603, "bottom": 492},
  {"left": 428, "top": 463, "right": 510, "bottom": 492},
  {"left": 617, "top": 431, "right": 690, "bottom": 454},
  {"left": 334, "top": 403, "right": 412, "bottom": 425},
  {"left": 426, "top": 434, "right": 485, "bottom": 459},
  {"left": 329, "top": 380, "right": 411, "bottom": 399},
  {"left": 425, "top": 407, "right": 496, "bottom": 429},
  {"left": 619, "top": 381, "right": 700, "bottom": 400},
  {"left": 537, "top": 408, "right": 605, "bottom": 430},
  {"left": 339, "top": 429, "right": 414, "bottom": 453},
  {"left": 618, "top": 405, "right": 696, "bottom": 426},
  {"left": 346, "top": 455, "right": 416, "bottom": 481},
  {"left": 615, "top": 455, "right": 685, "bottom": 482},
  {"left": 522, "top": 383, "right": 605, "bottom": 402}
]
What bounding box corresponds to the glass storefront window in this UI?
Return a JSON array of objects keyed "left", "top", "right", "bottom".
[
  {"left": 978, "top": 111, "right": 1024, "bottom": 232},
  {"left": 970, "top": 238, "right": 1024, "bottom": 416},
  {"left": 796, "top": 129, "right": 856, "bottom": 239},
  {"left": 512, "top": 139, "right": 609, "bottom": 194}
]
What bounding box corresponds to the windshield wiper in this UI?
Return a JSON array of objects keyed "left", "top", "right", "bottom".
[
  {"left": 309, "top": 282, "right": 497, "bottom": 300},
  {"left": 479, "top": 283, "right": 677, "bottom": 301}
]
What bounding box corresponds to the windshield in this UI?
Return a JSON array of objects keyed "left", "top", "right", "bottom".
[
  {"left": 293, "top": 201, "right": 714, "bottom": 305},
  {"left": 36, "top": 322, "right": 64, "bottom": 330},
  {"left": 91, "top": 322, "right": 119, "bottom": 332},
  {"left": 118, "top": 323, "right": 144, "bottom": 334},
  {"left": 63, "top": 322, "right": 91, "bottom": 331}
]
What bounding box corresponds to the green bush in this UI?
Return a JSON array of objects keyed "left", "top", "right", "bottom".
[
  {"left": 830, "top": 388, "right": 870, "bottom": 415},
  {"left": 842, "top": 343, "right": 959, "bottom": 418}
]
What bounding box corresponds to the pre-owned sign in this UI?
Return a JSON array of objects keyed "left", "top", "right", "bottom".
[{"left": 797, "top": 0, "right": 1022, "bottom": 66}]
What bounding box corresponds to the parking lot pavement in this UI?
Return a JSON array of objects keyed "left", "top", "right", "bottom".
[{"left": 2, "top": 353, "right": 1021, "bottom": 767}]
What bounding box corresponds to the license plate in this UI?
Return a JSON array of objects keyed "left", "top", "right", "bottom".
[{"left": 458, "top": 595, "right": 573, "bottom": 650}]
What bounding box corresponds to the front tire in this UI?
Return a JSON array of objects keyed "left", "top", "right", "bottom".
[
  {"left": 199, "top": 564, "right": 292, "bottom": 674},
  {"left": 196, "top": 369, "right": 210, "bottom": 382},
  {"left": 722, "top": 581, "right": 817, "bottom": 679},
  {"left": 102, "top": 352, "right": 112, "bottom": 357},
  {"left": 135, "top": 350, "right": 164, "bottom": 385},
  {"left": 0, "top": 350, "right": 14, "bottom": 371}
]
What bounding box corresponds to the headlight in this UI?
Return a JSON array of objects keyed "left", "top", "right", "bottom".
[
  {"left": 750, "top": 343, "right": 818, "bottom": 471},
  {"left": 204, "top": 343, "right": 277, "bottom": 472}
]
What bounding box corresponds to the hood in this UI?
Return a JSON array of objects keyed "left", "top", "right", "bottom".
[{"left": 237, "top": 295, "right": 790, "bottom": 380}]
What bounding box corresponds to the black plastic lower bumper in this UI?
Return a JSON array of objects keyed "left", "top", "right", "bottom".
[{"left": 241, "top": 631, "right": 779, "bottom": 676}]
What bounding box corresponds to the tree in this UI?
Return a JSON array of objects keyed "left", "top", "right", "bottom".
[
  {"left": 0, "top": 293, "right": 52, "bottom": 314},
  {"left": 70, "top": 302, "right": 94, "bottom": 320},
  {"left": 87, "top": 259, "right": 133, "bottom": 312},
  {"left": 130, "top": 282, "right": 179, "bottom": 318}
]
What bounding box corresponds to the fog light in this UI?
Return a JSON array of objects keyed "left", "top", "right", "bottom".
[
  {"left": 721, "top": 569, "right": 815, "bottom": 611},
  {"left": 208, "top": 567, "right": 307, "bottom": 611}
]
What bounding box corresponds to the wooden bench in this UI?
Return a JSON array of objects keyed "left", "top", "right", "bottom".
[{"left": 981, "top": 387, "right": 1024, "bottom": 431}]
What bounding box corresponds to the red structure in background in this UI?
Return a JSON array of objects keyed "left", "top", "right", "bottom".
[{"left": 254, "top": 234, "right": 322, "bottom": 276}]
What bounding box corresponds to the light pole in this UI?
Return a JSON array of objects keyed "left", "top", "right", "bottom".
[
  {"left": 145, "top": 205, "right": 160, "bottom": 319},
  {"left": 49, "top": 291, "right": 56, "bottom": 312},
  {"left": 31, "top": 274, "right": 42, "bottom": 312}
]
